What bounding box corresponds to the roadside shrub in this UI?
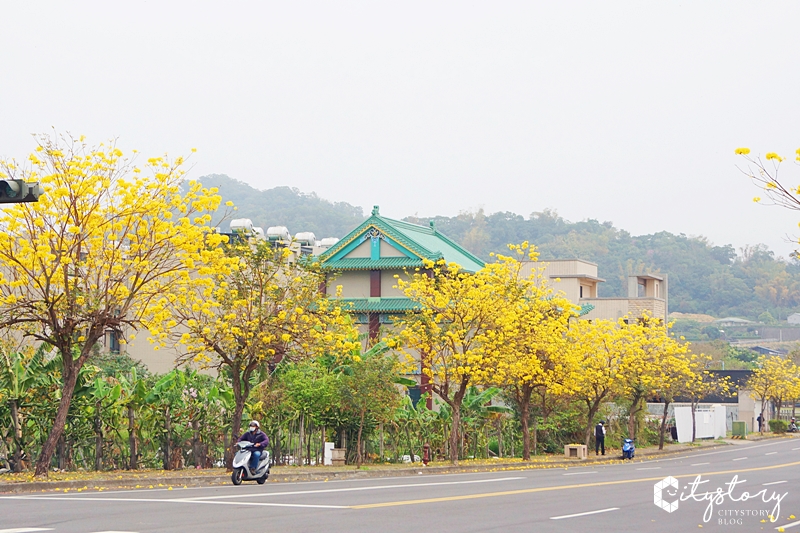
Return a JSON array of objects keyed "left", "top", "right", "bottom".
[{"left": 769, "top": 419, "right": 788, "bottom": 434}]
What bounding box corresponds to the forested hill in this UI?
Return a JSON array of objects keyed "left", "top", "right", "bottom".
[
  {"left": 198, "top": 174, "right": 366, "bottom": 239},
  {"left": 198, "top": 175, "right": 800, "bottom": 321}
]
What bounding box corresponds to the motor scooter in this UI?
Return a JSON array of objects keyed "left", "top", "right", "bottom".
[
  {"left": 622, "top": 438, "right": 635, "bottom": 460},
  {"left": 231, "top": 441, "right": 270, "bottom": 485}
]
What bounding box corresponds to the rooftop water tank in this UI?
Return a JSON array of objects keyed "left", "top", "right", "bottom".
[
  {"left": 295, "top": 232, "right": 317, "bottom": 246},
  {"left": 267, "top": 226, "right": 291, "bottom": 242},
  {"left": 230, "top": 218, "right": 254, "bottom": 233},
  {"left": 252, "top": 227, "right": 265, "bottom": 240},
  {"left": 319, "top": 237, "right": 340, "bottom": 249}
]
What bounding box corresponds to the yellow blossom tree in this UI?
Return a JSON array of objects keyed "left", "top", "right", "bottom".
[
  {"left": 618, "top": 316, "right": 689, "bottom": 441},
  {"left": 0, "top": 134, "right": 227, "bottom": 476},
  {"left": 485, "top": 243, "right": 578, "bottom": 460},
  {"left": 566, "top": 318, "right": 628, "bottom": 447},
  {"left": 747, "top": 355, "right": 798, "bottom": 433},
  {"left": 396, "top": 259, "right": 508, "bottom": 465},
  {"left": 158, "top": 238, "right": 359, "bottom": 465}
]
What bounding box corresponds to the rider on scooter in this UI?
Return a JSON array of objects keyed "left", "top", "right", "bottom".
[{"left": 238, "top": 421, "right": 269, "bottom": 474}]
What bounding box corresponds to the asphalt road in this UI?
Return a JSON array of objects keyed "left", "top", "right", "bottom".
[{"left": 2, "top": 437, "right": 800, "bottom": 533}]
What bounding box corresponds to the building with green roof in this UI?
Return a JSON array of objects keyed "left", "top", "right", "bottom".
[{"left": 318, "top": 205, "right": 485, "bottom": 341}]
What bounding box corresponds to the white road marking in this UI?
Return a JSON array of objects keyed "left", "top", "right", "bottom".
[
  {"left": 793, "top": 447, "right": 800, "bottom": 451},
  {"left": 562, "top": 471, "right": 597, "bottom": 476},
  {"left": 636, "top": 467, "right": 661, "bottom": 470},
  {"left": 765, "top": 452, "right": 778, "bottom": 455},
  {"left": 0, "top": 529, "right": 54, "bottom": 533},
  {"left": 0, "top": 496, "right": 346, "bottom": 509},
  {"left": 690, "top": 463, "right": 710, "bottom": 466},
  {"left": 763, "top": 480, "right": 787, "bottom": 486},
  {"left": 732, "top": 457, "right": 748, "bottom": 461},
  {"left": 92, "top": 531, "right": 140, "bottom": 533},
  {"left": 551, "top": 507, "right": 619, "bottom": 520},
  {"left": 776, "top": 518, "right": 800, "bottom": 530},
  {"left": 183, "top": 477, "right": 525, "bottom": 501}
]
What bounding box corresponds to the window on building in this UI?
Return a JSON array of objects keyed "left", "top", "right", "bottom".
[{"left": 108, "top": 330, "right": 120, "bottom": 354}]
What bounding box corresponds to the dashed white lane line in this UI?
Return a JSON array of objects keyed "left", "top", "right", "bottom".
[
  {"left": 690, "top": 463, "right": 710, "bottom": 466},
  {"left": 562, "top": 471, "right": 597, "bottom": 476},
  {"left": 793, "top": 447, "right": 800, "bottom": 451},
  {"left": 763, "top": 481, "right": 787, "bottom": 486},
  {"left": 183, "top": 477, "right": 525, "bottom": 501},
  {"left": 765, "top": 452, "right": 778, "bottom": 456},
  {"left": 0, "top": 529, "right": 54, "bottom": 533},
  {"left": 776, "top": 518, "right": 800, "bottom": 530},
  {"left": 551, "top": 507, "right": 619, "bottom": 520},
  {"left": 732, "top": 457, "right": 748, "bottom": 461},
  {"left": 636, "top": 467, "right": 661, "bottom": 471},
  {"left": 0, "top": 496, "right": 346, "bottom": 509}
]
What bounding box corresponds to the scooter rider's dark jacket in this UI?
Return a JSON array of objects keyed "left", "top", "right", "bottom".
[{"left": 238, "top": 429, "right": 269, "bottom": 448}]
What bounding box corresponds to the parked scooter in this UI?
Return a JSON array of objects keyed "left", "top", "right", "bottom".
[
  {"left": 231, "top": 441, "right": 271, "bottom": 485},
  {"left": 622, "top": 438, "right": 635, "bottom": 460}
]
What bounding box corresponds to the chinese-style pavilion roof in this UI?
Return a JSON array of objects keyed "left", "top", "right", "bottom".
[{"left": 319, "top": 206, "right": 485, "bottom": 273}]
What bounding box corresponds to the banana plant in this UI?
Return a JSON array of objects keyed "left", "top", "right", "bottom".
[{"left": 0, "top": 345, "right": 60, "bottom": 472}]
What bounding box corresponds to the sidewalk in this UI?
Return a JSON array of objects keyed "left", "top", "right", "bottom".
[{"left": 2, "top": 434, "right": 793, "bottom": 494}]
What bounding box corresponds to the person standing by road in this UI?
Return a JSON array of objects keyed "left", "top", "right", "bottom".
[
  {"left": 757, "top": 413, "right": 763, "bottom": 432},
  {"left": 595, "top": 420, "right": 606, "bottom": 456}
]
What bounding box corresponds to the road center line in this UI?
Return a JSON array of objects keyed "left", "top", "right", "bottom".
[
  {"left": 551, "top": 507, "right": 619, "bottom": 520},
  {"left": 690, "top": 463, "right": 709, "bottom": 466},
  {"left": 182, "top": 477, "right": 524, "bottom": 501},
  {"left": 562, "top": 472, "right": 597, "bottom": 476},
  {"left": 732, "top": 457, "right": 748, "bottom": 461},
  {"left": 763, "top": 481, "right": 787, "bottom": 486},
  {"left": 350, "top": 459, "right": 800, "bottom": 509}
]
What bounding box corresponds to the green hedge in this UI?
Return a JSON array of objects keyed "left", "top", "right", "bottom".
[{"left": 768, "top": 419, "right": 788, "bottom": 434}]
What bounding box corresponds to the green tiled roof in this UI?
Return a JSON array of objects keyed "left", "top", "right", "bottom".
[
  {"left": 323, "top": 257, "right": 423, "bottom": 270},
  {"left": 337, "top": 297, "right": 419, "bottom": 312},
  {"left": 319, "top": 207, "right": 485, "bottom": 273}
]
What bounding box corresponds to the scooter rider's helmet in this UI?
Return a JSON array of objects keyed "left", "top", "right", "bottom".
[{"left": 249, "top": 421, "right": 260, "bottom": 431}]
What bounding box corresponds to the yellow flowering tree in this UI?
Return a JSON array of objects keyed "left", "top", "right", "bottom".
[
  {"left": 684, "top": 353, "right": 730, "bottom": 441},
  {"left": 747, "top": 354, "right": 798, "bottom": 433},
  {"left": 396, "top": 259, "right": 508, "bottom": 465},
  {"left": 159, "top": 238, "right": 358, "bottom": 465},
  {"left": 486, "top": 243, "right": 578, "bottom": 460},
  {"left": 736, "top": 147, "right": 800, "bottom": 211},
  {"left": 566, "top": 318, "right": 628, "bottom": 447},
  {"left": 650, "top": 351, "right": 697, "bottom": 449},
  {"left": 0, "top": 134, "right": 226, "bottom": 476},
  {"left": 617, "top": 316, "right": 690, "bottom": 441}
]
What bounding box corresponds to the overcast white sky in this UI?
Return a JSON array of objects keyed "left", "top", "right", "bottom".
[{"left": 2, "top": 1, "right": 800, "bottom": 257}]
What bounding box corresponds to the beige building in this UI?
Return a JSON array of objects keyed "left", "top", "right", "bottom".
[{"left": 520, "top": 259, "right": 668, "bottom": 322}]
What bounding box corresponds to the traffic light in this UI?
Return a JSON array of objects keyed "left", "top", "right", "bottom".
[{"left": 0, "top": 180, "right": 42, "bottom": 203}]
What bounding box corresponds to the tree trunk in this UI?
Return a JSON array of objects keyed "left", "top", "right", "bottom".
[
  {"left": 627, "top": 392, "right": 643, "bottom": 440},
  {"left": 356, "top": 410, "right": 366, "bottom": 467},
  {"left": 163, "top": 406, "right": 172, "bottom": 470},
  {"left": 450, "top": 403, "right": 462, "bottom": 465},
  {"left": 307, "top": 421, "right": 312, "bottom": 466},
  {"left": 379, "top": 422, "right": 383, "bottom": 462},
  {"left": 192, "top": 418, "right": 202, "bottom": 468},
  {"left": 227, "top": 378, "right": 247, "bottom": 470},
  {"left": 298, "top": 413, "right": 305, "bottom": 466},
  {"left": 35, "top": 363, "right": 81, "bottom": 477},
  {"left": 519, "top": 387, "right": 533, "bottom": 460},
  {"left": 94, "top": 400, "right": 103, "bottom": 471},
  {"left": 532, "top": 416, "right": 538, "bottom": 457},
  {"left": 320, "top": 426, "right": 326, "bottom": 466},
  {"left": 584, "top": 399, "right": 602, "bottom": 448},
  {"left": 691, "top": 402, "right": 697, "bottom": 442},
  {"left": 57, "top": 433, "right": 65, "bottom": 471},
  {"left": 9, "top": 399, "right": 22, "bottom": 473},
  {"left": 128, "top": 405, "right": 137, "bottom": 470},
  {"left": 658, "top": 400, "right": 670, "bottom": 450}
]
